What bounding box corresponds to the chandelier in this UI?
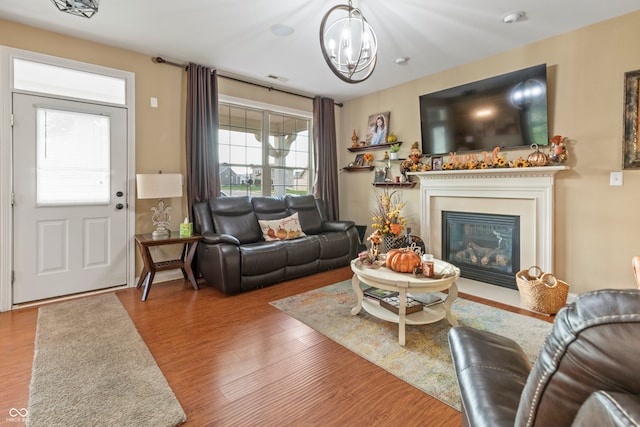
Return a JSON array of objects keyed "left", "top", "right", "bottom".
[
  {"left": 50, "top": 0, "right": 100, "bottom": 19},
  {"left": 319, "top": 0, "right": 377, "bottom": 84}
]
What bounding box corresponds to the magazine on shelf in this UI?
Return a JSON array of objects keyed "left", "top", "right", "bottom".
[
  {"left": 407, "top": 292, "right": 444, "bottom": 307},
  {"left": 363, "top": 287, "right": 398, "bottom": 301}
]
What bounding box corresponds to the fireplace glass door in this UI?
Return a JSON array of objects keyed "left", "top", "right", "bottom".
[{"left": 442, "top": 211, "right": 520, "bottom": 289}]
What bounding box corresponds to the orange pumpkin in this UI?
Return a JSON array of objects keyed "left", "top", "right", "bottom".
[{"left": 385, "top": 248, "right": 421, "bottom": 273}]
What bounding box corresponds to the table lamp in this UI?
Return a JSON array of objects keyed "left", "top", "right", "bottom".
[{"left": 136, "top": 173, "right": 183, "bottom": 239}]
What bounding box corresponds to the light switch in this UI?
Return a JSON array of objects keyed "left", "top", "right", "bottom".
[
  {"left": 610, "top": 171, "right": 623, "bottom": 186},
  {"left": 150, "top": 97, "right": 158, "bottom": 108}
]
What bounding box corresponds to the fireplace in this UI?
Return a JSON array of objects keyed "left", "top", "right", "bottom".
[
  {"left": 411, "top": 167, "right": 567, "bottom": 291},
  {"left": 442, "top": 211, "right": 520, "bottom": 289}
]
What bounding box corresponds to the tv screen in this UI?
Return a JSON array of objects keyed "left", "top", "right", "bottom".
[{"left": 419, "top": 64, "right": 549, "bottom": 156}]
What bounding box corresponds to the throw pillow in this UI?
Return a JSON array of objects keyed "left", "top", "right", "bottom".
[{"left": 258, "top": 212, "right": 307, "bottom": 241}]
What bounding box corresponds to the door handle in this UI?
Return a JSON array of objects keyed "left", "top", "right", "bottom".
[{"left": 115, "top": 203, "right": 124, "bottom": 210}]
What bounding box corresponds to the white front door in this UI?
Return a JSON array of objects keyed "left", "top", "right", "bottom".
[{"left": 12, "top": 94, "right": 128, "bottom": 304}]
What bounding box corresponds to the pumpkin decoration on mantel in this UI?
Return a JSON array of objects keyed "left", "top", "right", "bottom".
[
  {"left": 386, "top": 248, "right": 421, "bottom": 273},
  {"left": 527, "top": 143, "right": 549, "bottom": 167}
]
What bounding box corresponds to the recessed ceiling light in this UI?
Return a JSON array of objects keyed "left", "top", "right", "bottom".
[
  {"left": 270, "top": 24, "right": 294, "bottom": 37},
  {"left": 394, "top": 57, "right": 410, "bottom": 65},
  {"left": 502, "top": 11, "right": 527, "bottom": 24}
]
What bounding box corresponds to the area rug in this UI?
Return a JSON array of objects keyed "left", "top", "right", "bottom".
[
  {"left": 28, "top": 293, "right": 186, "bottom": 427},
  {"left": 270, "top": 280, "right": 553, "bottom": 410}
]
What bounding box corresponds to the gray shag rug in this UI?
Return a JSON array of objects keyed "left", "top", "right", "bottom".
[{"left": 27, "top": 293, "right": 186, "bottom": 427}]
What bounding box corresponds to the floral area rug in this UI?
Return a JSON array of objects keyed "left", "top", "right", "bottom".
[{"left": 270, "top": 280, "right": 552, "bottom": 410}]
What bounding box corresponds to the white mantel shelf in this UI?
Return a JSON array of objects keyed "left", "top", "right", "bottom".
[
  {"left": 408, "top": 165, "right": 569, "bottom": 276},
  {"left": 408, "top": 165, "right": 568, "bottom": 180}
]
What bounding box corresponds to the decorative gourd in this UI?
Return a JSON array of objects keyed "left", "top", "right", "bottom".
[
  {"left": 276, "top": 227, "right": 288, "bottom": 240},
  {"left": 527, "top": 143, "right": 548, "bottom": 167},
  {"left": 385, "top": 248, "right": 421, "bottom": 273}
]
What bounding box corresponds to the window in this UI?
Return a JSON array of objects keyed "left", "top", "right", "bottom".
[
  {"left": 218, "top": 102, "right": 312, "bottom": 197},
  {"left": 36, "top": 107, "right": 111, "bottom": 205},
  {"left": 13, "top": 58, "right": 126, "bottom": 105}
]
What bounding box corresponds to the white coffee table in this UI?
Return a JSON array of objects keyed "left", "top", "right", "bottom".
[{"left": 350, "top": 258, "right": 460, "bottom": 346}]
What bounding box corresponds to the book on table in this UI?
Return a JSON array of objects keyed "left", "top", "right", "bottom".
[
  {"left": 363, "top": 287, "right": 398, "bottom": 301},
  {"left": 379, "top": 295, "right": 424, "bottom": 315}
]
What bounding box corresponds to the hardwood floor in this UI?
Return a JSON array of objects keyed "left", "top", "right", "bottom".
[{"left": 0, "top": 267, "right": 553, "bottom": 426}]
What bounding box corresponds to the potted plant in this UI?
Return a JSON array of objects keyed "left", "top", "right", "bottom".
[{"left": 389, "top": 143, "right": 400, "bottom": 160}]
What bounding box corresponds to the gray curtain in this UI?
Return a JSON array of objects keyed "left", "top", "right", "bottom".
[
  {"left": 186, "top": 63, "right": 219, "bottom": 216},
  {"left": 312, "top": 96, "right": 339, "bottom": 220}
]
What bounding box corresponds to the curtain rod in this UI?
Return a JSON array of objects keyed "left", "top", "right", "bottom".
[{"left": 152, "top": 56, "right": 343, "bottom": 107}]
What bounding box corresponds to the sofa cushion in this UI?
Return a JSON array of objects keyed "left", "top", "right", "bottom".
[
  {"left": 240, "top": 241, "right": 287, "bottom": 276},
  {"left": 258, "top": 212, "right": 307, "bottom": 241},
  {"left": 209, "top": 196, "right": 262, "bottom": 244},
  {"left": 285, "top": 195, "right": 323, "bottom": 234},
  {"left": 252, "top": 196, "right": 288, "bottom": 220}
]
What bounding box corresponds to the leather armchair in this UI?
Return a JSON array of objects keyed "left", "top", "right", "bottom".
[{"left": 448, "top": 289, "right": 640, "bottom": 427}]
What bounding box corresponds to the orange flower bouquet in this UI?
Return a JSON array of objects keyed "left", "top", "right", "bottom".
[{"left": 371, "top": 189, "right": 408, "bottom": 237}]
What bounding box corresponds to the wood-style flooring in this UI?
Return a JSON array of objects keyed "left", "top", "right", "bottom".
[{"left": 0, "top": 267, "right": 553, "bottom": 426}]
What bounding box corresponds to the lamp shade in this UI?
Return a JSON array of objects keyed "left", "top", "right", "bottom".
[{"left": 136, "top": 174, "right": 183, "bottom": 199}]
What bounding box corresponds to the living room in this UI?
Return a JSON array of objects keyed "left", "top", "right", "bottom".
[
  {"left": 2, "top": 8, "right": 639, "bottom": 302},
  {"left": 1, "top": 3, "right": 640, "bottom": 426}
]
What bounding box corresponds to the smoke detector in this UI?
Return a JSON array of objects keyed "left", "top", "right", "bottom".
[{"left": 502, "top": 11, "right": 527, "bottom": 24}]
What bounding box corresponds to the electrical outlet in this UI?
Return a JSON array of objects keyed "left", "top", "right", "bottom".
[
  {"left": 150, "top": 97, "right": 158, "bottom": 108},
  {"left": 610, "top": 171, "right": 623, "bottom": 186}
]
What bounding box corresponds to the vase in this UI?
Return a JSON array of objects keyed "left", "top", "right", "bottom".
[
  {"left": 382, "top": 235, "right": 397, "bottom": 253},
  {"left": 390, "top": 152, "right": 399, "bottom": 160}
]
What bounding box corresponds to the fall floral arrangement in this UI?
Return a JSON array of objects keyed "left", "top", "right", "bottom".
[
  {"left": 371, "top": 189, "right": 408, "bottom": 237},
  {"left": 363, "top": 152, "right": 373, "bottom": 164}
]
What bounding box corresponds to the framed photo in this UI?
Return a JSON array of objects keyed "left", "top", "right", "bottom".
[
  {"left": 354, "top": 154, "right": 364, "bottom": 166},
  {"left": 431, "top": 156, "right": 443, "bottom": 171},
  {"left": 623, "top": 69, "right": 640, "bottom": 169},
  {"left": 365, "top": 111, "right": 391, "bottom": 146}
]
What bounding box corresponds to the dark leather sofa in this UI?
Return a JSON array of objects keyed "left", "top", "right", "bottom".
[
  {"left": 193, "top": 194, "right": 359, "bottom": 294},
  {"left": 448, "top": 289, "right": 640, "bottom": 426}
]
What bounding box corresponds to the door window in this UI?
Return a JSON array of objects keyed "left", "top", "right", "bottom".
[{"left": 36, "top": 107, "right": 111, "bottom": 205}]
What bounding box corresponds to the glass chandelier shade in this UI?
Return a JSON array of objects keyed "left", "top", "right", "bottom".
[
  {"left": 319, "top": 0, "right": 378, "bottom": 84},
  {"left": 50, "top": 0, "right": 100, "bottom": 19}
]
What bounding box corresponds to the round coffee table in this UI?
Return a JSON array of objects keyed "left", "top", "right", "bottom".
[{"left": 350, "top": 258, "right": 460, "bottom": 346}]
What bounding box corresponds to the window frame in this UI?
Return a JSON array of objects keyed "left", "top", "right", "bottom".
[{"left": 218, "top": 95, "right": 313, "bottom": 197}]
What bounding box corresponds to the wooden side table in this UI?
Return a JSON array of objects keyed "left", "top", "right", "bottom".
[{"left": 134, "top": 232, "right": 203, "bottom": 301}]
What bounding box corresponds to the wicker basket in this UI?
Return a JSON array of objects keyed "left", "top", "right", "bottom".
[{"left": 516, "top": 266, "right": 570, "bottom": 314}]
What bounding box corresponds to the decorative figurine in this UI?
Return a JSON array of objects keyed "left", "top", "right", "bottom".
[{"left": 549, "top": 135, "right": 568, "bottom": 163}]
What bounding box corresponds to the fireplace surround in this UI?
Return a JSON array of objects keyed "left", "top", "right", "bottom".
[{"left": 411, "top": 166, "right": 567, "bottom": 287}]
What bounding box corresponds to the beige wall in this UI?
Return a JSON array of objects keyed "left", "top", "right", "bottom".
[
  {"left": 338, "top": 11, "right": 640, "bottom": 294},
  {"left": 0, "top": 19, "right": 313, "bottom": 274}
]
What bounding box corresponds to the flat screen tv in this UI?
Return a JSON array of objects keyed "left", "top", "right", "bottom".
[{"left": 419, "top": 64, "right": 549, "bottom": 156}]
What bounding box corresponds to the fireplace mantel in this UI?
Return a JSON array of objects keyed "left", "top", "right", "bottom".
[{"left": 409, "top": 166, "right": 568, "bottom": 275}]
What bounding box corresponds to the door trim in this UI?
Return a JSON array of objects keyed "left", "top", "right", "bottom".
[{"left": 0, "top": 46, "right": 136, "bottom": 311}]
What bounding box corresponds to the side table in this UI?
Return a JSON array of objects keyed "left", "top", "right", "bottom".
[{"left": 134, "top": 232, "right": 203, "bottom": 301}]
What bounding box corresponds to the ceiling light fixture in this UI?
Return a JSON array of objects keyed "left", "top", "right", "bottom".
[
  {"left": 319, "top": 0, "right": 377, "bottom": 84},
  {"left": 50, "top": 0, "right": 99, "bottom": 19}
]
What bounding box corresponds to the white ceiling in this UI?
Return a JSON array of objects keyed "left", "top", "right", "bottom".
[{"left": 2, "top": 1, "right": 639, "bottom": 103}]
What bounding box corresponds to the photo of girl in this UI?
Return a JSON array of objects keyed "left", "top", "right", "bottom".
[{"left": 366, "top": 112, "right": 390, "bottom": 146}]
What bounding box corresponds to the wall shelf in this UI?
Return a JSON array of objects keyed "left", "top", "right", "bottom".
[
  {"left": 342, "top": 166, "right": 375, "bottom": 172},
  {"left": 347, "top": 141, "right": 402, "bottom": 152},
  {"left": 372, "top": 182, "right": 417, "bottom": 188}
]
